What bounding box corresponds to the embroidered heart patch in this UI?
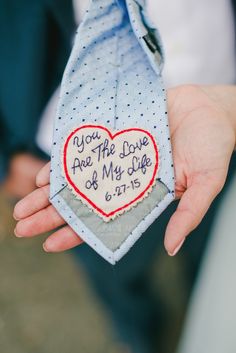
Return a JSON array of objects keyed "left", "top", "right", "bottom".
[{"left": 63, "top": 125, "right": 159, "bottom": 221}]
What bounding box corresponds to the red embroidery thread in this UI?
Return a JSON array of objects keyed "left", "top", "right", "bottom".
[{"left": 63, "top": 125, "right": 159, "bottom": 219}]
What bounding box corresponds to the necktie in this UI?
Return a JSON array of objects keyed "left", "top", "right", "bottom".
[{"left": 50, "top": 0, "right": 175, "bottom": 264}]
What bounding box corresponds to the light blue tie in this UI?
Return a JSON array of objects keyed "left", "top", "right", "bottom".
[{"left": 50, "top": 0, "right": 175, "bottom": 264}]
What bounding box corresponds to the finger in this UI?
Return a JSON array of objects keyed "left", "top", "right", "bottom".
[
  {"left": 15, "top": 205, "right": 65, "bottom": 237},
  {"left": 13, "top": 185, "right": 50, "bottom": 220},
  {"left": 36, "top": 162, "right": 51, "bottom": 187},
  {"left": 43, "top": 226, "right": 83, "bottom": 252},
  {"left": 164, "top": 178, "right": 220, "bottom": 256}
]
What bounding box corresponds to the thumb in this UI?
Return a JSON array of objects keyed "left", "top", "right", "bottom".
[{"left": 164, "top": 176, "right": 222, "bottom": 256}]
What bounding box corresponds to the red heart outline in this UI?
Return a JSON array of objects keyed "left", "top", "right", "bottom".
[{"left": 63, "top": 125, "right": 159, "bottom": 219}]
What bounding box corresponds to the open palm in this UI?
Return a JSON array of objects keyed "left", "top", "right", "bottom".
[{"left": 14, "top": 85, "right": 235, "bottom": 255}]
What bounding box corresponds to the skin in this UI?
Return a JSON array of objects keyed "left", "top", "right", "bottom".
[
  {"left": 13, "top": 85, "right": 236, "bottom": 256},
  {"left": 3, "top": 153, "right": 45, "bottom": 198}
]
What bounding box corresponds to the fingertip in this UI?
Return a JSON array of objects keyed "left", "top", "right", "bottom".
[
  {"left": 43, "top": 242, "right": 50, "bottom": 253},
  {"left": 36, "top": 162, "right": 50, "bottom": 187},
  {"left": 13, "top": 212, "right": 20, "bottom": 221},
  {"left": 45, "top": 226, "right": 83, "bottom": 253},
  {"left": 14, "top": 218, "right": 36, "bottom": 238},
  {"left": 167, "top": 238, "right": 185, "bottom": 257},
  {"left": 36, "top": 177, "right": 44, "bottom": 188},
  {"left": 14, "top": 221, "right": 24, "bottom": 237},
  {"left": 164, "top": 217, "right": 178, "bottom": 254},
  {"left": 164, "top": 210, "right": 189, "bottom": 255},
  {"left": 43, "top": 237, "right": 55, "bottom": 253},
  {"left": 13, "top": 201, "right": 24, "bottom": 221},
  {"left": 14, "top": 227, "right": 22, "bottom": 238}
]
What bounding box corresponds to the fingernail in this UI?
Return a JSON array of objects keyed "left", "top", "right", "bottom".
[
  {"left": 43, "top": 242, "right": 50, "bottom": 252},
  {"left": 13, "top": 213, "right": 20, "bottom": 221},
  {"left": 14, "top": 228, "right": 22, "bottom": 238},
  {"left": 168, "top": 238, "right": 185, "bottom": 256}
]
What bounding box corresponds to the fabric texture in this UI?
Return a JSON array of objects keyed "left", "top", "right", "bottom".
[
  {"left": 63, "top": 125, "right": 160, "bottom": 221},
  {"left": 50, "top": 0, "right": 174, "bottom": 264},
  {"left": 37, "top": 0, "right": 236, "bottom": 154}
]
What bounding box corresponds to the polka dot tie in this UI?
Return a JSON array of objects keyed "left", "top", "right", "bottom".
[{"left": 50, "top": 0, "right": 175, "bottom": 264}]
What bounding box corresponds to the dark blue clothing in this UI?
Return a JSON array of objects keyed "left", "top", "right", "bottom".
[{"left": 0, "top": 0, "right": 75, "bottom": 179}]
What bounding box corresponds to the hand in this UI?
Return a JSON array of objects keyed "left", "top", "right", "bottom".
[
  {"left": 3, "top": 153, "right": 46, "bottom": 198},
  {"left": 13, "top": 85, "right": 236, "bottom": 255},
  {"left": 13, "top": 162, "right": 83, "bottom": 252},
  {"left": 165, "top": 85, "right": 235, "bottom": 255}
]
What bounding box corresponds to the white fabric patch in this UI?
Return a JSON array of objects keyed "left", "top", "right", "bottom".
[{"left": 63, "top": 125, "right": 159, "bottom": 221}]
